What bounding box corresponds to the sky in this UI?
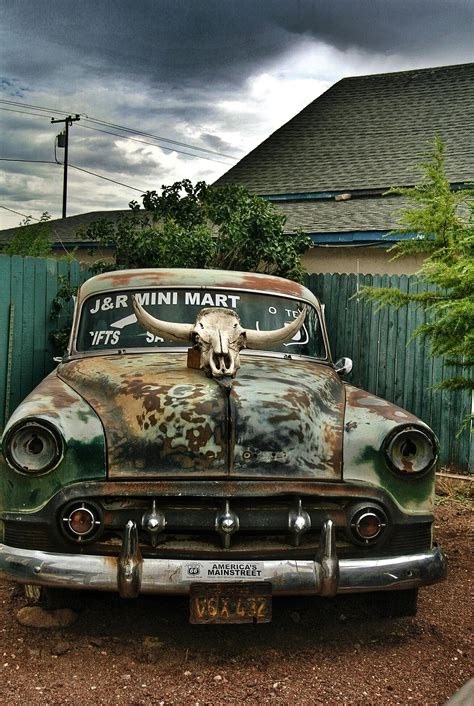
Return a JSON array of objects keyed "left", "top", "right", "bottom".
[{"left": 1, "top": 0, "right": 473, "bottom": 230}]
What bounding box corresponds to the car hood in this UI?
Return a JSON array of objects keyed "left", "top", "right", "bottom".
[{"left": 58, "top": 353, "right": 344, "bottom": 481}]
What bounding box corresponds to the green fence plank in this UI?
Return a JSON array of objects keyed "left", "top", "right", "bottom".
[
  {"left": 321, "top": 273, "right": 335, "bottom": 357},
  {"left": 354, "top": 274, "right": 371, "bottom": 389},
  {"left": 375, "top": 274, "right": 391, "bottom": 400},
  {"left": 360, "top": 275, "right": 374, "bottom": 393},
  {"left": 342, "top": 274, "right": 357, "bottom": 386},
  {"left": 402, "top": 281, "right": 418, "bottom": 415},
  {"left": 44, "top": 258, "right": 59, "bottom": 373},
  {"left": 421, "top": 334, "right": 435, "bottom": 432},
  {"left": 334, "top": 274, "right": 349, "bottom": 361},
  {"left": 0, "top": 256, "right": 12, "bottom": 428},
  {"left": 368, "top": 274, "right": 382, "bottom": 395},
  {"left": 19, "top": 257, "right": 36, "bottom": 399},
  {"left": 385, "top": 280, "right": 398, "bottom": 408},
  {"left": 393, "top": 275, "right": 408, "bottom": 408},
  {"left": 32, "top": 257, "right": 48, "bottom": 384},
  {"left": 411, "top": 277, "right": 426, "bottom": 420},
  {"left": 9, "top": 256, "right": 25, "bottom": 415},
  {"left": 431, "top": 355, "right": 446, "bottom": 465},
  {"left": 328, "top": 271, "right": 342, "bottom": 358}
]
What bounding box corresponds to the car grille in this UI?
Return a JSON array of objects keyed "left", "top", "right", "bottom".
[
  {"left": 389, "top": 523, "right": 432, "bottom": 554},
  {"left": 4, "top": 522, "right": 51, "bottom": 552},
  {"left": 4, "top": 499, "right": 433, "bottom": 558}
]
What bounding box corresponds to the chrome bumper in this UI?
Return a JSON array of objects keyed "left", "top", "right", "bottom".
[{"left": 0, "top": 520, "right": 447, "bottom": 597}]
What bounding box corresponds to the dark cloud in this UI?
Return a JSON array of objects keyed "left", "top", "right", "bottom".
[{"left": 2, "top": 1, "right": 473, "bottom": 91}]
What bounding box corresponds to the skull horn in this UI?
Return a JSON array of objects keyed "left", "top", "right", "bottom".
[
  {"left": 245, "top": 306, "right": 307, "bottom": 349},
  {"left": 132, "top": 295, "right": 194, "bottom": 342}
]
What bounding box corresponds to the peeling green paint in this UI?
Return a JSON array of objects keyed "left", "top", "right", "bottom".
[
  {"left": 343, "top": 385, "right": 435, "bottom": 514},
  {"left": 354, "top": 445, "right": 434, "bottom": 510},
  {"left": 0, "top": 373, "right": 106, "bottom": 512}
]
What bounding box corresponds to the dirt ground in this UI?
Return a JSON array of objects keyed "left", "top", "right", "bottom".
[{"left": 1, "top": 500, "right": 472, "bottom": 706}]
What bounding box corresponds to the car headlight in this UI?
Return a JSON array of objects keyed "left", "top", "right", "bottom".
[
  {"left": 384, "top": 426, "right": 438, "bottom": 475},
  {"left": 348, "top": 503, "right": 388, "bottom": 545},
  {"left": 3, "top": 419, "right": 64, "bottom": 474}
]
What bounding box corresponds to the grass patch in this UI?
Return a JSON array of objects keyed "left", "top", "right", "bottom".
[{"left": 435, "top": 473, "right": 473, "bottom": 504}]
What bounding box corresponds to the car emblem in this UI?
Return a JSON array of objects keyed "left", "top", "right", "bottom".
[{"left": 186, "top": 562, "right": 202, "bottom": 577}]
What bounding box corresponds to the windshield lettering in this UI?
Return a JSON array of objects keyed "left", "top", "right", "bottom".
[
  {"left": 184, "top": 292, "right": 240, "bottom": 308},
  {"left": 77, "top": 288, "right": 325, "bottom": 359}
]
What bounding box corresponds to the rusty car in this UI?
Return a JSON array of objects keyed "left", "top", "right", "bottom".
[{"left": 0, "top": 268, "right": 446, "bottom": 623}]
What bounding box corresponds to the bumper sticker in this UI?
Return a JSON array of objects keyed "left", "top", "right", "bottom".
[{"left": 183, "top": 561, "right": 265, "bottom": 582}]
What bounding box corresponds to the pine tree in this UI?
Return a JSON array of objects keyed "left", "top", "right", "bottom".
[{"left": 359, "top": 137, "right": 473, "bottom": 392}]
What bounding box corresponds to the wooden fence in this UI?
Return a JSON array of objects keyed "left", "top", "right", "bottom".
[
  {"left": 307, "top": 273, "right": 472, "bottom": 472},
  {"left": 0, "top": 256, "right": 471, "bottom": 470},
  {"left": 0, "top": 255, "right": 89, "bottom": 425}
]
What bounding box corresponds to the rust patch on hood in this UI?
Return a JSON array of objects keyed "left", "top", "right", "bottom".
[
  {"left": 59, "top": 354, "right": 229, "bottom": 477},
  {"left": 58, "top": 354, "right": 344, "bottom": 481},
  {"left": 346, "top": 386, "right": 419, "bottom": 424}
]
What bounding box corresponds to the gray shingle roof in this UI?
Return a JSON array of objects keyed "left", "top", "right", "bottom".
[
  {"left": 278, "top": 195, "right": 410, "bottom": 234},
  {"left": 215, "top": 63, "right": 474, "bottom": 195},
  {"left": 0, "top": 210, "right": 131, "bottom": 245}
]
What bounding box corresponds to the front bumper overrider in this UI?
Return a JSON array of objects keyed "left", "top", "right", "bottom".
[{"left": 0, "top": 520, "right": 447, "bottom": 598}]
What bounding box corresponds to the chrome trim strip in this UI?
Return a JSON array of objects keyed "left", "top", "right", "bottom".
[{"left": 0, "top": 544, "right": 446, "bottom": 596}]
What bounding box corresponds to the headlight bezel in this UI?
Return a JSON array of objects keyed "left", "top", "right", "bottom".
[
  {"left": 383, "top": 424, "right": 438, "bottom": 477},
  {"left": 2, "top": 417, "right": 64, "bottom": 475},
  {"left": 347, "top": 502, "right": 389, "bottom": 546}
]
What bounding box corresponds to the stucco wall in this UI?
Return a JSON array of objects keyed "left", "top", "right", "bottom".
[
  {"left": 303, "top": 245, "right": 426, "bottom": 275},
  {"left": 59, "top": 244, "right": 425, "bottom": 275}
]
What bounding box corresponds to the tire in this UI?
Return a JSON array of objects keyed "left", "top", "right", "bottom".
[
  {"left": 375, "top": 588, "right": 418, "bottom": 618},
  {"left": 40, "top": 587, "right": 84, "bottom": 611}
]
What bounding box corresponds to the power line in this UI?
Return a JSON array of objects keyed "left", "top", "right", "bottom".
[
  {"left": 0, "top": 105, "right": 234, "bottom": 165},
  {"left": 78, "top": 123, "right": 232, "bottom": 165},
  {"left": 0, "top": 157, "right": 146, "bottom": 192},
  {"left": 0, "top": 205, "right": 40, "bottom": 220},
  {"left": 0, "top": 99, "right": 84, "bottom": 116},
  {"left": 0, "top": 158, "right": 57, "bottom": 164},
  {"left": 0, "top": 97, "right": 238, "bottom": 161},
  {"left": 68, "top": 163, "right": 145, "bottom": 192},
  {"left": 0, "top": 106, "right": 55, "bottom": 119},
  {"left": 83, "top": 117, "right": 237, "bottom": 160}
]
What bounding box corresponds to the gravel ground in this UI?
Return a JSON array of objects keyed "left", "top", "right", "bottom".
[{"left": 1, "top": 500, "right": 472, "bottom": 706}]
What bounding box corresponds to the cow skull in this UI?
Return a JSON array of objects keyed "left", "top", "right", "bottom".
[{"left": 132, "top": 296, "right": 307, "bottom": 379}]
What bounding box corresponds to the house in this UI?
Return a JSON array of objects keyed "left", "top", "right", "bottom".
[
  {"left": 214, "top": 62, "right": 474, "bottom": 274},
  {"left": 2, "top": 64, "right": 472, "bottom": 272}
]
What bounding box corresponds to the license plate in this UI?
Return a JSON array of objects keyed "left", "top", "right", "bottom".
[{"left": 190, "top": 582, "right": 272, "bottom": 624}]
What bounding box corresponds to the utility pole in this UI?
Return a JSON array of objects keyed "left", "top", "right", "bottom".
[{"left": 51, "top": 114, "right": 80, "bottom": 218}]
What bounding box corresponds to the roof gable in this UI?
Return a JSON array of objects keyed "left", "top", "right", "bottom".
[{"left": 215, "top": 63, "right": 474, "bottom": 194}]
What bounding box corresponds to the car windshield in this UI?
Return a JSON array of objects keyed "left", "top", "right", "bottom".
[{"left": 75, "top": 287, "right": 326, "bottom": 358}]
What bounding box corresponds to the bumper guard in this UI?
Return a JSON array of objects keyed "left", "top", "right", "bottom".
[{"left": 0, "top": 519, "right": 447, "bottom": 597}]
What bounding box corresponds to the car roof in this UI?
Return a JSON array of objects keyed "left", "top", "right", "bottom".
[{"left": 77, "top": 268, "right": 321, "bottom": 309}]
